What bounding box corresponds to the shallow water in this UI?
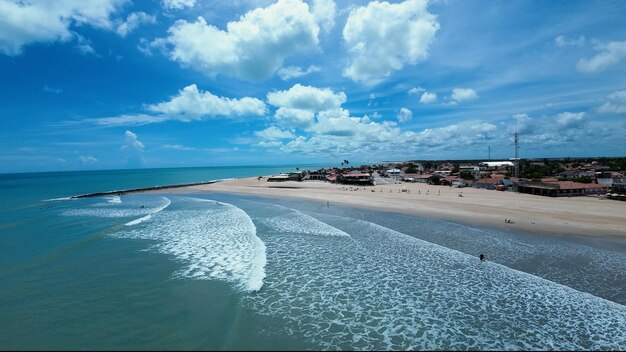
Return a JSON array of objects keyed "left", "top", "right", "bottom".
[{"left": 1, "top": 190, "right": 625, "bottom": 350}]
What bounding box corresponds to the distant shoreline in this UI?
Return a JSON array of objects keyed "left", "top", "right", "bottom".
[{"left": 142, "top": 176, "right": 626, "bottom": 239}]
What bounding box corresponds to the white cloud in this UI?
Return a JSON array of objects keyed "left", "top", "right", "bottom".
[
  {"left": 598, "top": 90, "right": 626, "bottom": 114},
  {"left": 512, "top": 113, "right": 534, "bottom": 134},
  {"left": 87, "top": 114, "right": 168, "bottom": 126},
  {"left": 154, "top": 0, "right": 325, "bottom": 81},
  {"left": 123, "top": 130, "right": 145, "bottom": 151},
  {"left": 274, "top": 108, "right": 316, "bottom": 129},
  {"left": 267, "top": 84, "right": 346, "bottom": 111},
  {"left": 556, "top": 112, "right": 586, "bottom": 129},
  {"left": 147, "top": 84, "right": 267, "bottom": 120},
  {"left": 163, "top": 0, "right": 196, "bottom": 10},
  {"left": 116, "top": 12, "right": 156, "bottom": 37},
  {"left": 277, "top": 65, "right": 321, "bottom": 80},
  {"left": 267, "top": 84, "right": 347, "bottom": 129},
  {"left": 310, "top": 108, "right": 357, "bottom": 136},
  {"left": 74, "top": 33, "right": 98, "bottom": 56},
  {"left": 43, "top": 86, "right": 62, "bottom": 94},
  {"left": 419, "top": 91, "right": 437, "bottom": 104},
  {"left": 0, "top": 0, "right": 125, "bottom": 56},
  {"left": 555, "top": 35, "right": 585, "bottom": 47},
  {"left": 311, "top": 0, "right": 336, "bottom": 33},
  {"left": 450, "top": 88, "right": 478, "bottom": 103},
  {"left": 258, "top": 140, "right": 283, "bottom": 148},
  {"left": 78, "top": 155, "right": 98, "bottom": 164},
  {"left": 163, "top": 144, "right": 194, "bottom": 151},
  {"left": 396, "top": 107, "right": 412, "bottom": 122},
  {"left": 254, "top": 126, "right": 296, "bottom": 140},
  {"left": 408, "top": 87, "right": 425, "bottom": 95},
  {"left": 342, "top": 0, "right": 439, "bottom": 85},
  {"left": 577, "top": 40, "right": 626, "bottom": 73}
]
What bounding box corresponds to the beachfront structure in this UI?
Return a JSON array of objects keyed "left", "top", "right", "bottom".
[
  {"left": 338, "top": 172, "right": 374, "bottom": 185},
  {"left": 307, "top": 170, "right": 327, "bottom": 180},
  {"left": 267, "top": 174, "right": 290, "bottom": 182},
  {"left": 385, "top": 168, "right": 402, "bottom": 176},
  {"left": 517, "top": 180, "right": 609, "bottom": 197}
]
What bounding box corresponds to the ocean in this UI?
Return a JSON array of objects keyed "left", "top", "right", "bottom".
[{"left": 0, "top": 167, "right": 625, "bottom": 350}]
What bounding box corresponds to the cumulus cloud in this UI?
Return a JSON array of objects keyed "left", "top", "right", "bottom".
[
  {"left": 556, "top": 112, "right": 586, "bottom": 129},
  {"left": 407, "top": 87, "right": 436, "bottom": 103},
  {"left": 267, "top": 84, "right": 346, "bottom": 110},
  {"left": 162, "top": 0, "right": 196, "bottom": 10},
  {"left": 78, "top": 155, "right": 98, "bottom": 164},
  {"left": 342, "top": 0, "right": 439, "bottom": 85},
  {"left": 396, "top": 107, "right": 412, "bottom": 122},
  {"left": 555, "top": 35, "right": 585, "bottom": 47},
  {"left": 311, "top": 0, "right": 336, "bottom": 33},
  {"left": 116, "top": 12, "right": 156, "bottom": 37},
  {"left": 577, "top": 40, "right": 626, "bottom": 73},
  {"left": 448, "top": 88, "right": 478, "bottom": 105},
  {"left": 267, "top": 84, "right": 347, "bottom": 129},
  {"left": 123, "top": 130, "right": 145, "bottom": 151},
  {"left": 277, "top": 65, "right": 321, "bottom": 80},
  {"left": 0, "top": 0, "right": 125, "bottom": 56},
  {"left": 598, "top": 90, "right": 626, "bottom": 114},
  {"left": 274, "top": 108, "right": 316, "bottom": 129},
  {"left": 408, "top": 87, "right": 425, "bottom": 95},
  {"left": 147, "top": 84, "right": 267, "bottom": 120},
  {"left": 254, "top": 126, "right": 296, "bottom": 140},
  {"left": 84, "top": 85, "right": 266, "bottom": 126},
  {"left": 153, "top": 0, "right": 328, "bottom": 81},
  {"left": 419, "top": 91, "right": 437, "bottom": 104},
  {"left": 512, "top": 113, "right": 534, "bottom": 134}
]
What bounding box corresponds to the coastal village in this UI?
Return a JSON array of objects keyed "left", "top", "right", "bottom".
[{"left": 267, "top": 157, "right": 626, "bottom": 201}]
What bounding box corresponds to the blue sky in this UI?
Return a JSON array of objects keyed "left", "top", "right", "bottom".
[{"left": 1, "top": 0, "right": 626, "bottom": 173}]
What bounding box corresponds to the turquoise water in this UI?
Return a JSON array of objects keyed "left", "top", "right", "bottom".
[{"left": 1, "top": 168, "right": 625, "bottom": 350}]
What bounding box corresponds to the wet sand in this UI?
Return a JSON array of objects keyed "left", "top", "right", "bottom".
[{"left": 149, "top": 177, "right": 626, "bottom": 238}]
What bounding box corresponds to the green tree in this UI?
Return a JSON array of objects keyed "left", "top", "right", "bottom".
[
  {"left": 428, "top": 175, "right": 441, "bottom": 185},
  {"left": 460, "top": 171, "right": 474, "bottom": 180}
]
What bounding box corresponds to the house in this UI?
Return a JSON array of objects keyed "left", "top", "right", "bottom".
[{"left": 472, "top": 178, "right": 499, "bottom": 190}]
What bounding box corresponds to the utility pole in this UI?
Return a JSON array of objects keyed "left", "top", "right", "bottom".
[{"left": 488, "top": 145, "right": 491, "bottom": 161}]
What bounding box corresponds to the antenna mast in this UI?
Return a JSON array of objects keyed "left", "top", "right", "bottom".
[{"left": 513, "top": 130, "right": 520, "bottom": 177}]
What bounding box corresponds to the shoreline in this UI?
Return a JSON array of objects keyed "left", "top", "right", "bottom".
[{"left": 142, "top": 176, "right": 626, "bottom": 239}]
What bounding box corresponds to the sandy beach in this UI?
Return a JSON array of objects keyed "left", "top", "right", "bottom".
[{"left": 150, "top": 176, "right": 626, "bottom": 238}]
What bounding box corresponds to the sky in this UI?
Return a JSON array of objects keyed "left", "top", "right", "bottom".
[{"left": 1, "top": 0, "right": 626, "bottom": 173}]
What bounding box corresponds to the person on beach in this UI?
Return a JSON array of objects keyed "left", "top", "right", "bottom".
[{"left": 479, "top": 254, "right": 485, "bottom": 262}]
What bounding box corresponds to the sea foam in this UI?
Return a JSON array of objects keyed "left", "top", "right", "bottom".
[
  {"left": 114, "top": 197, "right": 266, "bottom": 292},
  {"left": 260, "top": 205, "right": 350, "bottom": 237},
  {"left": 64, "top": 195, "right": 170, "bottom": 219},
  {"left": 244, "top": 209, "right": 626, "bottom": 351}
]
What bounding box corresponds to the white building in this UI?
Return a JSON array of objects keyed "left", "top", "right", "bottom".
[{"left": 479, "top": 161, "right": 514, "bottom": 168}]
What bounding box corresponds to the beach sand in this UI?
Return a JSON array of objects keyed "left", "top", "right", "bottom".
[{"left": 151, "top": 177, "right": 626, "bottom": 238}]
